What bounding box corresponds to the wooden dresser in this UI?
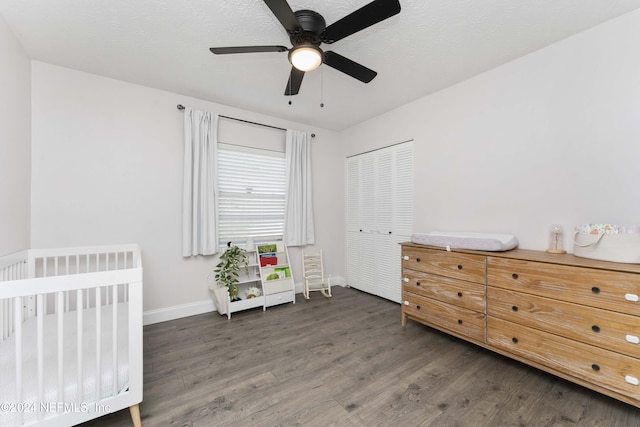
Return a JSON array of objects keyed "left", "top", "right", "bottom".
[{"left": 401, "top": 242, "right": 640, "bottom": 408}]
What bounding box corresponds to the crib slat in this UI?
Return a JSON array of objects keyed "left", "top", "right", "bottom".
[
  {"left": 37, "top": 294, "right": 45, "bottom": 416},
  {"left": 77, "top": 289, "right": 84, "bottom": 404},
  {"left": 96, "top": 289, "right": 102, "bottom": 401},
  {"left": 57, "top": 291, "right": 64, "bottom": 402},
  {"left": 37, "top": 295, "right": 45, "bottom": 421},
  {"left": 1, "top": 299, "right": 6, "bottom": 341},
  {"left": 15, "top": 297, "right": 24, "bottom": 426},
  {"left": 112, "top": 284, "right": 118, "bottom": 396}
]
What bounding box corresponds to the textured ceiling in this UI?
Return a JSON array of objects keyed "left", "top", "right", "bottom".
[{"left": 2, "top": 0, "right": 640, "bottom": 131}]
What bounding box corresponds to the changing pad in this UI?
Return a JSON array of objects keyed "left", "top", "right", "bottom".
[{"left": 411, "top": 231, "right": 518, "bottom": 251}]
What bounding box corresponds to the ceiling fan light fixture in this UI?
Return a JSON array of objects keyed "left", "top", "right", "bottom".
[{"left": 289, "top": 45, "right": 323, "bottom": 72}]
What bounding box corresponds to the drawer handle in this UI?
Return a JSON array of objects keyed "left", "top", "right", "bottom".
[
  {"left": 591, "top": 286, "right": 600, "bottom": 294},
  {"left": 403, "top": 277, "right": 409, "bottom": 283},
  {"left": 457, "top": 292, "right": 463, "bottom": 297},
  {"left": 457, "top": 265, "right": 463, "bottom": 270},
  {"left": 403, "top": 255, "right": 409, "bottom": 261},
  {"left": 591, "top": 364, "right": 600, "bottom": 372},
  {"left": 512, "top": 273, "right": 518, "bottom": 280},
  {"left": 625, "top": 375, "right": 639, "bottom": 386},
  {"left": 416, "top": 258, "right": 421, "bottom": 262},
  {"left": 512, "top": 337, "right": 518, "bottom": 344},
  {"left": 416, "top": 305, "right": 421, "bottom": 310},
  {"left": 511, "top": 306, "right": 518, "bottom": 312},
  {"left": 457, "top": 319, "right": 463, "bottom": 324},
  {"left": 416, "top": 281, "right": 421, "bottom": 287},
  {"left": 626, "top": 334, "right": 640, "bottom": 344},
  {"left": 625, "top": 293, "right": 639, "bottom": 302},
  {"left": 403, "top": 301, "right": 409, "bottom": 306},
  {"left": 591, "top": 325, "right": 600, "bottom": 333}
]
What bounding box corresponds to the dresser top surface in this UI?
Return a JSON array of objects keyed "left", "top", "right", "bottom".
[{"left": 401, "top": 242, "right": 640, "bottom": 274}]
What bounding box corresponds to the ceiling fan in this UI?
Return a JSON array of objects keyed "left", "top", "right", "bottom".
[{"left": 209, "top": 0, "right": 401, "bottom": 96}]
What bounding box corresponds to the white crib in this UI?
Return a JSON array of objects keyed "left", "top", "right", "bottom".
[{"left": 0, "top": 244, "right": 143, "bottom": 427}]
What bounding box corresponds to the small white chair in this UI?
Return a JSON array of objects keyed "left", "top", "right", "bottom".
[{"left": 302, "top": 250, "right": 332, "bottom": 299}]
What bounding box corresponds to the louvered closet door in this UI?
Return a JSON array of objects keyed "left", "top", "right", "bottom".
[
  {"left": 346, "top": 156, "right": 362, "bottom": 291},
  {"left": 346, "top": 141, "right": 413, "bottom": 303}
]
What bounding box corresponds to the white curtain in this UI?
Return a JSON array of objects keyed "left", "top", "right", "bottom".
[
  {"left": 182, "top": 107, "right": 219, "bottom": 256},
  {"left": 284, "top": 129, "right": 315, "bottom": 246}
]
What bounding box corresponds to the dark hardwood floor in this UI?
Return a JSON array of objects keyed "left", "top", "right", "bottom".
[{"left": 82, "top": 286, "right": 640, "bottom": 426}]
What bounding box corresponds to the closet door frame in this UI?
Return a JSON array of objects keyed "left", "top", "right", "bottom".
[{"left": 345, "top": 141, "right": 413, "bottom": 302}]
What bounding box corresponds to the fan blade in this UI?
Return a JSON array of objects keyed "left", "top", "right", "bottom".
[
  {"left": 263, "top": 0, "right": 301, "bottom": 32},
  {"left": 323, "top": 51, "right": 377, "bottom": 83},
  {"left": 285, "top": 67, "right": 305, "bottom": 96},
  {"left": 322, "top": 0, "right": 401, "bottom": 44},
  {"left": 210, "top": 46, "right": 288, "bottom": 55}
]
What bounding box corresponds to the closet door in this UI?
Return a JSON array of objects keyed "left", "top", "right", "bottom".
[
  {"left": 346, "top": 151, "right": 377, "bottom": 295},
  {"left": 346, "top": 156, "right": 362, "bottom": 291},
  {"left": 346, "top": 141, "right": 413, "bottom": 302}
]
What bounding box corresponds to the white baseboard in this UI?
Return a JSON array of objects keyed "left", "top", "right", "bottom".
[
  {"left": 143, "top": 299, "right": 215, "bottom": 326},
  {"left": 143, "top": 275, "right": 347, "bottom": 326}
]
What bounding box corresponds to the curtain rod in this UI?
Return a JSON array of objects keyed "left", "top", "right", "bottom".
[{"left": 177, "top": 104, "right": 315, "bottom": 137}]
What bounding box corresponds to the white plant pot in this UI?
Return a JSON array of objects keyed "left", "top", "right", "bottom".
[{"left": 209, "top": 285, "right": 229, "bottom": 316}]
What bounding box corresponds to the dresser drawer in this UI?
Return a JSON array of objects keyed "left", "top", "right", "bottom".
[
  {"left": 488, "top": 317, "right": 640, "bottom": 400},
  {"left": 487, "top": 257, "right": 640, "bottom": 316},
  {"left": 403, "top": 268, "right": 486, "bottom": 313},
  {"left": 402, "top": 247, "right": 486, "bottom": 284},
  {"left": 488, "top": 287, "right": 640, "bottom": 359},
  {"left": 403, "top": 291, "right": 486, "bottom": 342}
]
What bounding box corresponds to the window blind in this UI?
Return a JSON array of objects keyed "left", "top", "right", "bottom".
[{"left": 217, "top": 143, "right": 286, "bottom": 246}]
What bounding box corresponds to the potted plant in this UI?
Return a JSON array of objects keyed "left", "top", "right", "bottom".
[{"left": 214, "top": 242, "right": 249, "bottom": 302}]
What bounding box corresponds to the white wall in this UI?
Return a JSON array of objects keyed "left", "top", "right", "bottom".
[
  {"left": 0, "top": 15, "right": 31, "bottom": 255},
  {"left": 30, "top": 62, "right": 343, "bottom": 319},
  {"left": 340, "top": 9, "right": 640, "bottom": 251}
]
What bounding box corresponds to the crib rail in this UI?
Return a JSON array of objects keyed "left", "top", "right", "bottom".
[
  {"left": 0, "top": 244, "right": 140, "bottom": 333},
  {"left": 28, "top": 244, "right": 141, "bottom": 278}
]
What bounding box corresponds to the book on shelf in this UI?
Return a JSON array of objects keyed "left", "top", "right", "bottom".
[
  {"left": 259, "top": 252, "right": 277, "bottom": 258},
  {"left": 274, "top": 266, "right": 290, "bottom": 278},
  {"left": 260, "top": 254, "right": 277, "bottom": 267},
  {"left": 257, "top": 244, "right": 277, "bottom": 254},
  {"left": 266, "top": 267, "right": 290, "bottom": 280}
]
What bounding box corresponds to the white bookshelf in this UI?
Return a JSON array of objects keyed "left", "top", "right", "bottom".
[{"left": 257, "top": 242, "right": 295, "bottom": 308}]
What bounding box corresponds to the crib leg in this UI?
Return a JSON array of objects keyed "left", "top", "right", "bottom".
[{"left": 129, "top": 404, "right": 142, "bottom": 427}]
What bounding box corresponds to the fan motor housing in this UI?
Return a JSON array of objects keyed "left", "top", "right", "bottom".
[{"left": 290, "top": 10, "right": 326, "bottom": 46}]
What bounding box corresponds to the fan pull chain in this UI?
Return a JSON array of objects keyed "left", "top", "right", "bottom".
[
  {"left": 320, "top": 65, "right": 325, "bottom": 108},
  {"left": 288, "top": 75, "right": 292, "bottom": 105}
]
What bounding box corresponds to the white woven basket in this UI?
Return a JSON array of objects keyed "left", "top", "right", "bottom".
[{"left": 573, "top": 232, "right": 640, "bottom": 264}]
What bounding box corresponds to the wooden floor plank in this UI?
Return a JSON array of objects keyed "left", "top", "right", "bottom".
[{"left": 80, "top": 287, "right": 640, "bottom": 426}]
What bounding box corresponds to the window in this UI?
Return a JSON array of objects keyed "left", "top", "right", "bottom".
[{"left": 217, "top": 143, "right": 286, "bottom": 247}]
